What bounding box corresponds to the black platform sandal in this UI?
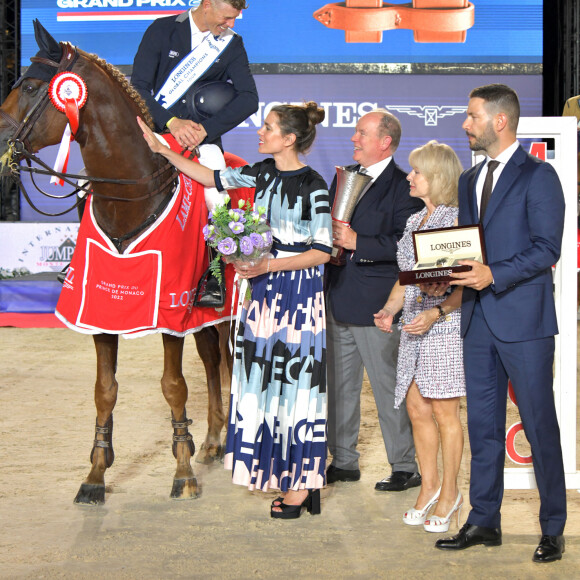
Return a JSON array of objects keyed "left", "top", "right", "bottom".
[
  {"left": 271, "top": 495, "right": 285, "bottom": 507},
  {"left": 270, "top": 490, "right": 321, "bottom": 519}
]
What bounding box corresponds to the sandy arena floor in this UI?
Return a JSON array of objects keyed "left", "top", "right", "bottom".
[{"left": 0, "top": 326, "right": 579, "bottom": 579}]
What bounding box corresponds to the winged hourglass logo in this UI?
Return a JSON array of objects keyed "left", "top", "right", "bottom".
[{"left": 386, "top": 105, "right": 467, "bottom": 127}]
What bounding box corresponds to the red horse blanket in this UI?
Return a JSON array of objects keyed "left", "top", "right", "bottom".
[{"left": 56, "top": 161, "right": 241, "bottom": 338}]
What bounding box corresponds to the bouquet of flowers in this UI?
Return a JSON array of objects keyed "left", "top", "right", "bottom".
[{"left": 203, "top": 194, "right": 273, "bottom": 284}]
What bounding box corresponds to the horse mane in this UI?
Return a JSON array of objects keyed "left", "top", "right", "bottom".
[{"left": 83, "top": 50, "right": 154, "bottom": 129}]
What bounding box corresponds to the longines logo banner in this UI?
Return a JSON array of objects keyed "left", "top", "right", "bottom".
[
  {"left": 237, "top": 101, "right": 467, "bottom": 130},
  {"left": 386, "top": 106, "right": 467, "bottom": 127},
  {"left": 0, "top": 223, "right": 80, "bottom": 273}
]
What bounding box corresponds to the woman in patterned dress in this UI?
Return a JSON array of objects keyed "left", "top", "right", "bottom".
[
  {"left": 374, "top": 141, "right": 465, "bottom": 533},
  {"left": 138, "top": 102, "right": 332, "bottom": 519}
]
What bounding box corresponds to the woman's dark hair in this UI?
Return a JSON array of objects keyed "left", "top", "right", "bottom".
[{"left": 270, "top": 101, "right": 325, "bottom": 154}]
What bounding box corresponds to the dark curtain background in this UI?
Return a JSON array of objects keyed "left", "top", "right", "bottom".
[{"left": 543, "top": 0, "right": 579, "bottom": 116}]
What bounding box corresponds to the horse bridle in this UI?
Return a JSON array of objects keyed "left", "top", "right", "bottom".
[
  {"left": 0, "top": 41, "right": 179, "bottom": 218},
  {"left": 0, "top": 43, "right": 77, "bottom": 170}
]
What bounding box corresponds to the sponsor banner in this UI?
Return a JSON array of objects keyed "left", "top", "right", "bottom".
[
  {"left": 223, "top": 73, "right": 543, "bottom": 188},
  {"left": 0, "top": 223, "right": 80, "bottom": 273},
  {"left": 21, "top": 0, "right": 540, "bottom": 67},
  {"left": 18, "top": 73, "right": 542, "bottom": 221}
]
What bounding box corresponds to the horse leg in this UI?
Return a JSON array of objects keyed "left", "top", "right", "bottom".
[
  {"left": 74, "top": 333, "right": 119, "bottom": 505},
  {"left": 218, "top": 321, "right": 234, "bottom": 446},
  {"left": 161, "top": 333, "right": 199, "bottom": 499},
  {"left": 194, "top": 324, "right": 229, "bottom": 464}
]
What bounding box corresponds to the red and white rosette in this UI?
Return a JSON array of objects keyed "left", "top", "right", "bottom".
[{"left": 49, "top": 72, "right": 88, "bottom": 186}]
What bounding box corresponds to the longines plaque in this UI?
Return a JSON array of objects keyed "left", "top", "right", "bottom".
[{"left": 399, "top": 224, "right": 486, "bottom": 285}]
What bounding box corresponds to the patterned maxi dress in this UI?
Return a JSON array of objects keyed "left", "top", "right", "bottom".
[
  {"left": 220, "top": 159, "right": 333, "bottom": 491},
  {"left": 394, "top": 205, "right": 466, "bottom": 408}
]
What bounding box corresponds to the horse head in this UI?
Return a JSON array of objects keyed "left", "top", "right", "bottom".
[
  {"left": 0, "top": 21, "right": 74, "bottom": 173},
  {"left": 1, "top": 20, "right": 175, "bottom": 246},
  {"left": 0, "top": 20, "right": 155, "bottom": 182}
]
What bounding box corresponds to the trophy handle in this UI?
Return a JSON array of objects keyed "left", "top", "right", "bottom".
[{"left": 330, "top": 217, "right": 349, "bottom": 266}]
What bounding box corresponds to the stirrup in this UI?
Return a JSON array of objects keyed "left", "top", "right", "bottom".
[
  {"left": 194, "top": 263, "right": 225, "bottom": 307},
  {"left": 194, "top": 246, "right": 225, "bottom": 308}
]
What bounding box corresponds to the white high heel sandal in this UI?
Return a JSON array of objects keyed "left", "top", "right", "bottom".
[
  {"left": 423, "top": 492, "right": 463, "bottom": 533},
  {"left": 402, "top": 488, "right": 441, "bottom": 526}
]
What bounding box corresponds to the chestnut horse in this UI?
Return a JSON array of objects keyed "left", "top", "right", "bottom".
[{"left": 0, "top": 22, "right": 239, "bottom": 504}]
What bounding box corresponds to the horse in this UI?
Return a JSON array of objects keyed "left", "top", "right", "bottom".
[{"left": 0, "top": 21, "right": 245, "bottom": 504}]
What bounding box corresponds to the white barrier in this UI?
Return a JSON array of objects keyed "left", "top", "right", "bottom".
[
  {"left": 0, "top": 222, "right": 79, "bottom": 275},
  {"left": 493, "top": 117, "right": 579, "bottom": 489}
]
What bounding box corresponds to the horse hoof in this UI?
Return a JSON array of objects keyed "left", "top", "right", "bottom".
[
  {"left": 74, "top": 483, "right": 106, "bottom": 505},
  {"left": 195, "top": 443, "right": 224, "bottom": 465},
  {"left": 170, "top": 477, "right": 199, "bottom": 500}
]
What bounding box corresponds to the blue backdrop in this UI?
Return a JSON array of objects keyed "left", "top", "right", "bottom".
[
  {"left": 16, "top": 0, "right": 544, "bottom": 221},
  {"left": 22, "top": 0, "right": 542, "bottom": 67}
]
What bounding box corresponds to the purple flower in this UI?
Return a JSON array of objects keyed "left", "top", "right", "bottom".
[
  {"left": 249, "top": 232, "right": 264, "bottom": 249},
  {"left": 217, "top": 237, "right": 237, "bottom": 256},
  {"left": 262, "top": 231, "right": 273, "bottom": 246},
  {"left": 202, "top": 224, "right": 213, "bottom": 240},
  {"left": 229, "top": 221, "right": 245, "bottom": 234},
  {"left": 240, "top": 236, "right": 254, "bottom": 256},
  {"left": 231, "top": 208, "right": 246, "bottom": 222}
]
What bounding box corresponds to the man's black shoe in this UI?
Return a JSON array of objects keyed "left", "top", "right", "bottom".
[
  {"left": 532, "top": 535, "right": 564, "bottom": 563},
  {"left": 375, "top": 471, "right": 421, "bottom": 492},
  {"left": 326, "top": 464, "right": 361, "bottom": 484},
  {"left": 435, "top": 523, "right": 502, "bottom": 550}
]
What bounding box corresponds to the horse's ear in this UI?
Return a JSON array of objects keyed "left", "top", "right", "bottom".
[{"left": 33, "top": 19, "right": 62, "bottom": 61}]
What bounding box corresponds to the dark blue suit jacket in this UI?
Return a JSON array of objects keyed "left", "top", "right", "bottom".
[
  {"left": 326, "top": 161, "right": 422, "bottom": 326},
  {"left": 131, "top": 11, "right": 258, "bottom": 146},
  {"left": 458, "top": 145, "right": 565, "bottom": 342}
]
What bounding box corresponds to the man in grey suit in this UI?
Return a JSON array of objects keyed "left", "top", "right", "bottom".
[{"left": 326, "top": 110, "right": 422, "bottom": 490}]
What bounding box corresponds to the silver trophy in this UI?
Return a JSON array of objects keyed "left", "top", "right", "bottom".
[{"left": 331, "top": 166, "right": 372, "bottom": 265}]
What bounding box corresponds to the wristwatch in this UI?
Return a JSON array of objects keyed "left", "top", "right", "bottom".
[{"left": 436, "top": 304, "right": 445, "bottom": 321}]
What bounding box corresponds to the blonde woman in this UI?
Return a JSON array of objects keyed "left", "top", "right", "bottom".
[{"left": 374, "top": 141, "right": 465, "bottom": 533}]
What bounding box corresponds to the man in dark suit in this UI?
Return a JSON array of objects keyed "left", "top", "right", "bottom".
[
  {"left": 131, "top": 0, "right": 258, "bottom": 150},
  {"left": 437, "top": 84, "right": 567, "bottom": 563},
  {"left": 325, "top": 110, "right": 422, "bottom": 490}
]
